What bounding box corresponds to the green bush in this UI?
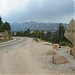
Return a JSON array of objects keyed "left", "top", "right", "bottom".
[{"left": 59, "top": 41, "right": 73, "bottom": 47}]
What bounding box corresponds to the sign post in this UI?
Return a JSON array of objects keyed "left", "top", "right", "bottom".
[{"left": 64, "top": 19, "right": 75, "bottom": 58}]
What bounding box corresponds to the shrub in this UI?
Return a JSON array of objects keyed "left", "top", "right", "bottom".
[{"left": 59, "top": 41, "right": 73, "bottom": 47}]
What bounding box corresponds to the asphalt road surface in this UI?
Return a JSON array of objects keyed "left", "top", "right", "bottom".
[
  {"left": 0, "top": 37, "right": 32, "bottom": 74},
  {"left": 0, "top": 37, "right": 47, "bottom": 75},
  {"left": 0, "top": 37, "right": 28, "bottom": 51},
  {"left": 0, "top": 37, "right": 73, "bottom": 75}
]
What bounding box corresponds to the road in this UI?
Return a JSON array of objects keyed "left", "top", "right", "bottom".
[
  {"left": 0, "top": 37, "right": 47, "bottom": 75},
  {"left": 0, "top": 37, "right": 31, "bottom": 74},
  {"left": 0, "top": 37, "right": 73, "bottom": 75},
  {"left": 0, "top": 37, "right": 28, "bottom": 51}
]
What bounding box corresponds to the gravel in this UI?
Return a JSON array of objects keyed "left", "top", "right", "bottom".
[{"left": 40, "top": 46, "right": 75, "bottom": 75}]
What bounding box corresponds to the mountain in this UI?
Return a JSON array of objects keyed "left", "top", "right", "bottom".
[
  {"left": 10, "top": 21, "right": 68, "bottom": 32},
  {"left": 10, "top": 22, "right": 22, "bottom": 32}
]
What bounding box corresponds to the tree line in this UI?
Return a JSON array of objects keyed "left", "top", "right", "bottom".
[
  {"left": 12, "top": 23, "right": 72, "bottom": 47},
  {"left": 0, "top": 16, "right": 72, "bottom": 47},
  {"left": 0, "top": 17, "right": 11, "bottom": 33}
]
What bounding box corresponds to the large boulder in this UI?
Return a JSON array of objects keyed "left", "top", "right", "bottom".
[
  {"left": 72, "top": 46, "right": 75, "bottom": 58},
  {"left": 70, "top": 47, "right": 75, "bottom": 58},
  {"left": 52, "top": 54, "right": 69, "bottom": 64},
  {"left": 64, "top": 19, "right": 75, "bottom": 59},
  {"left": 0, "top": 31, "right": 12, "bottom": 42}
]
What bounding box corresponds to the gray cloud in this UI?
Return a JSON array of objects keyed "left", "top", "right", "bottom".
[{"left": 3, "top": 0, "right": 74, "bottom": 23}]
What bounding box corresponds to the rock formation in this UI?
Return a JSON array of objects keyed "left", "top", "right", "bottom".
[
  {"left": 52, "top": 54, "right": 69, "bottom": 64},
  {"left": 0, "top": 31, "right": 12, "bottom": 42},
  {"left": 64, "top": 19, "right": 75, "bottom": 58}
]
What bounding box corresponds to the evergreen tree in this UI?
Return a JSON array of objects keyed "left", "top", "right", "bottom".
[
  {"left": 57, "top": 23, "right": 65, "bottom": 43},
  {"left": 51, "top": 31, "right": 59, "bottom": 43},
  {"left": 16, "top": 31, "right": 20, "bottom": 36},
  {"left": 24, "top": 31, "right": 27, "bottom": 36},
  {"left": 0, "top": 16, "right": 3, "bottom": 32},
  {"left": 3, "top": 22, "right": 11, "bottom": 31},
  {"left": 26, "top": 28, "right": 30, "bottom": 36},
  {"left": 45, "top": 31, "right": 51, "bottom": 41},
  {"left": 40, "top": 29, "right": 45, "bottom": 39}
]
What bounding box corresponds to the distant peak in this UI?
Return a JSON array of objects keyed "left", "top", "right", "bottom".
[{"left": 30, "top": 21, "right": 37, "bottom": 23}]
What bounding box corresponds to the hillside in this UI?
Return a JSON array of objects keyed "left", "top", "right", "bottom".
[{"left": 10, "top": 21, "right": 68, "bottom": 32}]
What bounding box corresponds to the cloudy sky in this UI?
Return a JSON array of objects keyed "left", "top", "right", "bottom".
[{"left": 0, "top": 0, "right": 74, "bottom": 23}]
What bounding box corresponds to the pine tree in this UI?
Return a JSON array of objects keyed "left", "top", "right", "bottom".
[
  {"left": 45, "top": 31, "right": 51, "bottom": 41},
  {"left": 0, "top": 16, "right": 3, "bottom": 32},
  {"left": 40, "top": 29, "right": 45, "bottom": 39},
  {"left": 3, "top": 22, "right": 11, "bottom": 31},
  {"left": 26, "top": 28, "right": 30, "bottom": 36},
  {"left": 57, "top": 23, "right": 65, "bottom": 43}
]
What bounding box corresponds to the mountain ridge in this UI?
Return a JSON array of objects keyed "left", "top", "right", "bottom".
[{"left": 10, "top": 21, "right": 68, "bottom": 32}]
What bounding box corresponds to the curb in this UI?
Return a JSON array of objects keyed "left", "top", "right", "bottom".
[{"left": 0, "top": 38, "right": 16, "bottom": 45}]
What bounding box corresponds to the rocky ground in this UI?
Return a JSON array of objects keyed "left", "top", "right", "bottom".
[
  {"left": 0, "top": 37, "right": 75, "bottom": 75},
  {"left": 29, "top": 39, "right": 75, "bottom": 75}
]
